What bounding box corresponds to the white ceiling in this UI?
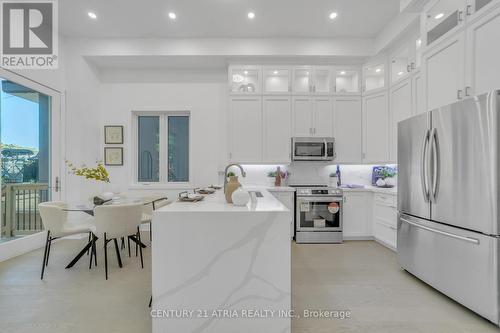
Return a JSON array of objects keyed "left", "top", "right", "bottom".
[{"left": 60, "top": 0, "right": 400, "bottom": 38}]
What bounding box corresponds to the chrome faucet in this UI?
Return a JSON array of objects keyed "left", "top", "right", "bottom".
[{"left": 223, "top": 163, "right": 246, "bottom": 192}]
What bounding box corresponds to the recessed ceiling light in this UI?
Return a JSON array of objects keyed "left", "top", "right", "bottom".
[
  {"left": 168, "top": 12, "right": 177, "bottom": 20},
  {"left": 398, "top": 71, "right": 404, "bottom": 76},
  {"left": 329, "top": 12, "right": 338, "bottom": 20},
  {"left": 340, "top": 71, "right": 346, "bottom": 75},
  {"left": 87, "top": 12, "right": 97, "bottom": 19},
  {"left": 434, "top": 13, "right": 444, "bottom": 19},
  {"left": 273, "top": 70, "right": 278, "bottom": 75},
  {"left": 247, "top": 12, "right": 255, "bottom": 19},
  {"left": 375, "top": 68, "right": 381, "bottom": 73}
]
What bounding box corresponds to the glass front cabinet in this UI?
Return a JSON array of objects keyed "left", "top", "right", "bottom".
[
  {"left": 390, "top": 34, "right": 422, "bottom": 85},
  {"left": 363, "top": 62, "right": 386, "bottom": 93},
  {"left": 334, "top": 67, "right": 361, "bottom": 94},
  {"left": 292, "top": 66, "right": 333, "bottom": 95},
  {"left": 229, "top": 66, "right": 262, "bottom": 94},
  {"left": 263, "top": 66, "right": 291, "bottom": 94}
]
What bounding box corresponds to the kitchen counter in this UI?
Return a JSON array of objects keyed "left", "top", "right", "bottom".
[
  {"left": 341, "top": 185, "right": 397, "bottom": 195},
  {"left": 151, "top": 188, "right": 291, "bottom": 333}
]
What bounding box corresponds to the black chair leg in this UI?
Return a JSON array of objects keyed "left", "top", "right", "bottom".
[
  {"left": 41, "top": 230, "right": 50, "bottom": 280},
  {"left": 149, "top": 222, "right": 152, "bottom": 243},
  {"left": 149, "top": 295, "right": 152, "bottom": 308},
  {"left": 121, "top": 237, "right": 125, "bottom": 250},
  {"left": 93, "top": 235, "right": 97, "bottom": 266},
  {"left": 127, "top": 237, "right": 131, "bottom": 257},
  {"left": 104, "top": 233, "right": 108, "bottom": 280},
  {"left": 86, "top": 232, "right": 91, "bottom": 255},
  {"left": 113, "top": 238, "right": 123, "bottom": 268},
  {"left": 45, "top": 238, "right": 52, "bottom": 267},
  {"left": 89, "top": 237, "right": 94, "bottom": 270},
  {"left": 137, "top": 227, "right": 144, "bottom": 269}
]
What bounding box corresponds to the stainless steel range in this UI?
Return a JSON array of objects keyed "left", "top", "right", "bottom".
[{"left": 291, "top": 185, "right": 343, "bottom": 244}]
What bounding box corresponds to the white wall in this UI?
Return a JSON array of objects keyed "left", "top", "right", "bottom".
[{"left": 97, "top": 69, "right": 227, "bottom": 199}]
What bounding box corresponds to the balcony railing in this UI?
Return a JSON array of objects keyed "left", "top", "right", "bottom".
[{"left": 1, "top": 183, "right": 49, "bottom": 237}]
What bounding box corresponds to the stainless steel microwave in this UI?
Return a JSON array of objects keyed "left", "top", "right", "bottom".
[{"left": 292, "top": 137, "right": 336, "bottom": 161}]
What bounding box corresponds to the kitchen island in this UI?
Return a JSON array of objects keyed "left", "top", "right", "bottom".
[{"left": 151, "top": 187, "right": 292, "bottom": 333}]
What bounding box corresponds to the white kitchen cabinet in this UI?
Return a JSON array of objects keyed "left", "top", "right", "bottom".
[
  {"left": 292, "top": 96, "right": 333, "bottom": 137},
  {"left": 292, "top": 66, "right": 313, "bottom": 94},
  {"left": 363, "top": 61, "right": 386, "bottom": 94},
  {"left": 412, "top": 71, "right": 425, "bottom": 115},
  {"left": 372, "top": 193, "right": 397, "bottom": 250},
  {"left": 465, "top": 3, "right": 500, "bottom": 96},
  {"left": 423, "top": 32, "right": 465, "bottom": 111},
  {"left": 269, "top": 190, "right": 295, "bottom": 240},
  {"left": 465, "top": 0, "right": 499, "bottom": 23},
  {"left": 263, "top": 96, "right": 292, "bottom": 163},
  {"left": 312, "top": 66, "right": 333, "bottom": 95},
  {"left": 390, "top": 34, "right": 422, "bottom": 85},
  {"left": 228, "top": 65, "right": 262, "bottom": 94},
  {"left": 313, "top": 97, "right": 334, "bottom": 137},
  {"left": 333, "top": 97, "right": 362, "bottom": 163},
  {"left": 229, "top": 96, "right": 262, "bottom": 163},
  {"left": 389, "top": 77, "right": 413, "bottom": 162},
  {"left": 362, "top": 91, "right": 389, "bottom": 163},
  {"left": 263, "top": 66, "right": 291, "bottom": 94},
  {"left": 423, "top": 0, "right": 466, "bottom": 47},
  {"left": 334, "top": 67, "right": 361, "bottom": 95},
  {"left": 343, "top": 191, "right": 372, "bottom": 239}
]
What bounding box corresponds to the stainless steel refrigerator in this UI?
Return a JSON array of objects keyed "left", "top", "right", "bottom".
[{"left": 397, "top": 90, "right": 500, "bottom": 325}]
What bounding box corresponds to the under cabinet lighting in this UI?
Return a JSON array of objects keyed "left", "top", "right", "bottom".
[
  {"left": 244, "top": 70, "right": 249, "bottom": 75},
  {"left": 340, "top": 71, "right": 346, "bottom": 75},
  {"left": 375, "top": 68, "right": 381, "bottom": 73},
  {"left": 168, "top": 12, "right": 177, "bottom": 20},
  {"left": 329, "top": 12, "right": 338, "bottom": 20},
  {"left": 247, "top": 12, "right": 255, "bottom": 19},
  {"left": 88, "top": 12, "right": 97, "bottom": 19},
  {"left": 434, "top": 13, "right": 444, "bottom": 19}
]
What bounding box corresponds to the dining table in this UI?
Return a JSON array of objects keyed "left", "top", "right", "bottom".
[{"left": 62, "top": 196, "right": 168, "bottom": 269}]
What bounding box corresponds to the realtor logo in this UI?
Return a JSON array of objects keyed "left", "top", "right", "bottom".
[{"left": 0, "top": 0, "right": 58, "bottom": 69}]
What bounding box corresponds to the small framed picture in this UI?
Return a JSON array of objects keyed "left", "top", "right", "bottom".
[
  {"left": 104, "top": 147, "right": 123, "bottom": 166},
  {"left": 104, "top": 125, "right": 123, "bottom": 144}
]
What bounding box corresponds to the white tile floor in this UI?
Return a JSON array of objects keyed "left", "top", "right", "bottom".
[{"left": 0, "top": 238, "right": 498, "bottom": 333}]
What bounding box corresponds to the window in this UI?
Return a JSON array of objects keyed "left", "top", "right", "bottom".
[{"left": 134, "top": 112, "right": 190, "bottom": 184}]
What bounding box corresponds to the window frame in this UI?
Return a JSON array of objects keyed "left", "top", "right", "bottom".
[{"left": 131, "top": 110, "right": 192, "bottom": 189}]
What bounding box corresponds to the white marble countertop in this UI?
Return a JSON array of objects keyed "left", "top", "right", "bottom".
[
  {"left": 155, "top": 187, "right": 289, "bottom": 213},
  {"left": 260, "top": 185, "right": 295, "bottom": 192},
  {"left": 341, "top": 185, "right": 397, "bottom": 195}
]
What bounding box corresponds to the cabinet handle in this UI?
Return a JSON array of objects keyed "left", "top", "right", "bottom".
[
  {"left": 411, "top": 62, "right": 416, "bottom": 70},
  {"left": 466, "top": 5, "right": 472, "bottom": 15},
  {"left": 457, "top": 89, "right": 463, "bottom": 100},
  {"left": 458, "top": 10, "right": 464, "bottom": 21},
  {"left": 465, "top": 86, "right": 471, "bottom": 96},
  {"left": 407, "top": 65, "right": 411, "bottom": 73}
]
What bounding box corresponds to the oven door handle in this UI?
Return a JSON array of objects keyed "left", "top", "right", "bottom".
[{"left": 297, "top": 197, "right": 343, "bottom": 202}]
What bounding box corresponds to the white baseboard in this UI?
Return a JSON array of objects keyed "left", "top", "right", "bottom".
[
  {"left": 374, "top": 238, "right": 397, "bottom": 252},
  {"left": 0, "top": 232, "right": 46, "bottom": 262},
  {"left": 343, "top": 235, "right": 374, "bottom": 241}
]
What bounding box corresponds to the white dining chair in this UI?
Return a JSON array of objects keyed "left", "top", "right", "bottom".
[
  {"left": 38, "top": 202, "right": 96, "bottom": 280},
  {"left": 91, "top": 203, "right": 144, "bottom": 280}
]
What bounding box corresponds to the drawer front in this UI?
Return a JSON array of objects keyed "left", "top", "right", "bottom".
[
  {"left": 373, "top": 218, "right": 397, "bottom": 249},
  {"left": 373, "top": 203, "right": 397, "bottom": 228},
  {"left": 398, "top": 214, "right": 500, "bottom": 324},
  {"left": 374, "top": 193, "right": 396, "bottom": 207}
]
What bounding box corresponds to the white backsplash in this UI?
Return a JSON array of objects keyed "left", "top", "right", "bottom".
[{"left": 235, "top": 163, "right": 396, "bottom": 187}]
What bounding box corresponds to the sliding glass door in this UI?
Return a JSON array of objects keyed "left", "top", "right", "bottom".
[{"left": 0, "top": 70, "right": 61, "bottom": 241}]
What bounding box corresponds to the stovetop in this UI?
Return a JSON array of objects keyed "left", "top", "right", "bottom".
[{"left": 290, "top": 184, "right": 343, "bottom": 196}]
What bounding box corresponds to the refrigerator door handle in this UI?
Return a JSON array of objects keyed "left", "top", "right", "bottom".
[
  {"left": 420, "top": 129, "right": 430, "bottom": 202},
  {"left": 400, "top": 217, "right": 480, "bottom": 244},
  {"left": 429, "top": 128, "right": 440, "bottom": 202}
]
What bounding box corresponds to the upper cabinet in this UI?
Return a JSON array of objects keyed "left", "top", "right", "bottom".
[
  {"left": 390, "top": 35, "right": 422, "bottom": 85},
  {"left": 292, "top": 66, "right": 333, "bottom": 95},
  {"left": 363, "top": 61, "right": 387, "bottom": 94},
  {"left": 334, "top": 97, "right": 362, "bottom": 163},
  {"left": 263, "top": 66, "right": 291, "bottom": 94},
  {"left": 292, "top": 96, "right": 333, "bottom": 137},
  {"left": 424, "top": 0, "right": 466, "bottom": 47},
  {"left": 362, "top": 91, "right": 389, "bottom": 163},
  {"left": 334, "top": 68, "right": 361, "bottom": 95},
  {"left": 229, "top": 66, "right": 262, "bottom": 95},
  {"left": 465, "top": 2, "right": 500, "bottom": 96},
  {"left": 228, "top": 96, "right": 262, "bottom": 163}
]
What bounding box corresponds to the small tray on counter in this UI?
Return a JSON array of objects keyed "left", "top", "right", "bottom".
[
  {"left": 178, "top": 191, "right": 205, "bottom": 202},
  {"left": 195, "top": 187, "right": 216, "bottom": 195}
]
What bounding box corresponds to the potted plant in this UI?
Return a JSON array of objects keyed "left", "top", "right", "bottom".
[
  {"left": 376, "top": 167, "right": 397, "bottom": 187},
  {"left": 266, "top": 171, "right": 276, "bottom": 186}
]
